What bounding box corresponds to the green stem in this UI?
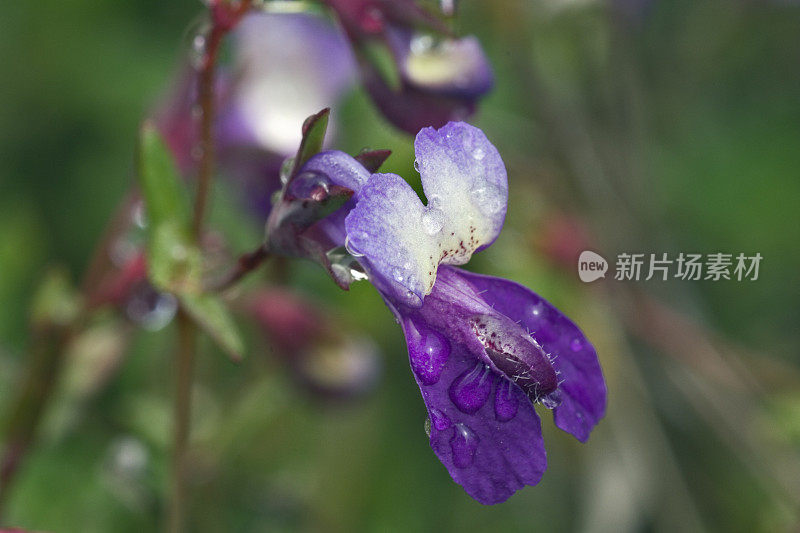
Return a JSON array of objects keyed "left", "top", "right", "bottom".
[
  {"left": 168, "top": 310, "right": 196, "bottom": 533},
  {"left": 0, "top": 322, "right": 72, "bottom": 523},
  {"left": 168, "top": 2, "right": 252, "bottom": 530}
]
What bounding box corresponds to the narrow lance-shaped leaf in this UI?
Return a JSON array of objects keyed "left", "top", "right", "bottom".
[
  {"left": 136, "top": 122, "right": 202, "bottom": 293},
  {"left": 288, "top": 108, "right": 330, "bottom": 180},
  {"left": 354, "top": 149, "right": 392, "bottom": 173},
  {"left": 180, "top": 293, "right": 245, "bottom": 362}
]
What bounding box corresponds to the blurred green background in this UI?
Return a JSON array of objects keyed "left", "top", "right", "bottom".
[{"left": 1, "top": 0, "right": 799, "bottom": 531}]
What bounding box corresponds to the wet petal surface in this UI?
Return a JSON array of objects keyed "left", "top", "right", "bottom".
[
  {"left": 345, "top": 122, "right": 507, "bottom": 305},
  {"left": 453, "top": 268, "right": 607, "bottom": 442}
]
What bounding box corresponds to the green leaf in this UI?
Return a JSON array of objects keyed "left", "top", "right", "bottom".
[
  {"left": 147, "top": 221, "right": 202, "bottom": 293},
  {"left": 180, "top": 293, "right": 245, "bottom": 362},
  {"left": 137, "top": 122, "right": 191, "bottom": 227},
  {"left": 137, "top": 122, "right": 201, "bottom": 293},
  {"left": 361, "top": 41, "right": 402, "bottom": 90},
  {"left": 31, "top": 268, "right": 82, "bottom": 327},
  {"left": 291, "top": 108, "right": 330, "bottom": 177}
]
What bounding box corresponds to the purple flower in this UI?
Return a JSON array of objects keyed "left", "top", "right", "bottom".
[
  {"left": 342, "top": 122, "right": 606, "bottom": 503},
  {"left": 155, "top": 12, "right": 356, "bottom": 214},
  {"left": 324, "top": 0, "right": 494, "bottom": 134}
]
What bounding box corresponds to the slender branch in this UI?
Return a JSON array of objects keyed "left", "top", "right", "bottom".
[
  {"left": 168, "top": 310, "right": 196, "bottom": 533},
  {"left": 191, "top": 26, "right": 223, "bottom": 238},
  {"left": 192, "top": 0, "right": 252, "bottom": 238},
  {"left": 169, "top": 3, "right": 252, "bottom": 531},
  {"left": 208, "top": 245, "right": 270, "bottom": 292},
  {"left": 0, "top": 321, "right": 74, "bottom": 522}
]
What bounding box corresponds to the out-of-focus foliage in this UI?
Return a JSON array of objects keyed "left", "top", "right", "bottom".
[{"left": 1, "top": 0, "right": 799, "bottom": 532}]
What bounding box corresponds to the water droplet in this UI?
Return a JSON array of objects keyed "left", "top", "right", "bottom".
[
  {"left": 570, "top": 337, "right": 584, "bottom": 352},
  {"left": 326, "top": 247, "right": 368, "bottom": 284},
  {"left": 472, "top": 147, "right": 486, "bottom": 160},
  {"left": 449, "top": 363, "right": 492, "bottom": 414},
  {"left": 428, "top": 194, "right": 442, "bottom": 209},
  {"left": 494, "top": 379, "right": 519, "bottom": 422},
  {"left": 344, "top": 235, "right": 365, "bottom": 258},
  {"left": 350, "top": 266, "right": 369, "bottom": 281},
  {"left": 410, "top": 34, "right": 435, "bottom": 55},
  {"left": 109, "top": 237, "right": 140, "bottom": 267},
  {"left": 132, "top": 204, "right": 147, "bottom": 229},
  {"left": 429, "top": 408, "right": 452, "bottom": 431},
  {"left": 440, "top": 0, "right": 458, "bottom": 16},
  {"left": 392, "top": 267, "right": 405, "bottom": 283},
  {"left": 421, "top": 208, "right": 445, "bottom": 235},
  {"left": 289, "top": 171, "right": 331, "bottom": 198},
  {"left": 540, "top": 389, "right": 562, "bottom": 409},
  {"left": 105, "top": 436, "right": 149, "bottom": 481},
  {"left": 450, "top": 423, "right": 478, "bottom": 468},
  {"left": 424, "top": 417, "right": 432, "bottom": 437},
  {"left": 279, "top": 157, "right": 295, "bottom": 185},
  {"left": 413, "top": 159, "right": 421, "bottom": 172},
  {"left": 188, "top": 24, "right": 210, "bottom": 70},
  {"left": 406, "top": 320, "right": 450, "bottom": 386},
  {"left": 471, "top": 185, "right": 504, "bottom": 215},
  {"left": 126, "top": 282, "right": 178, "bottom": 331},
  {"left": 403, "top": 290, "right": 422, "bottom": 307}
]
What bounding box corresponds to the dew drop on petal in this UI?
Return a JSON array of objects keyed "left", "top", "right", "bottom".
[
  {"left": 450, "top": 423, "right": 479, "bottom": 468},
  {"left": 344, "top": 235, "right": 365, "bottom": 258},
  {"left": 430, "top": 408, "right": 452, "bottom": 431},
  {"left": 392, "top": 267, "right": 405, "bottom": 283},
  {"left": 406, "top": 320, "right": 450, "bottom": 386},
  {"left": 472, "top": 147, "right": 485, "bottom": 160},
  {"left": 421, "top": 208, "right": 445, "bottom": 235},
  {"left": 494, "top": 379, "right": 519, "bottom": 422},
  {"left": 424, "top": 417, "right": 432, "bottom": 438},
  {"left": 540, "top": 389, "right": 562, "bottom": 409},
  {"left": 413, "top": 159, "right": 421, "bottom": 172},
  {"left": 410, "top": 34, "right": 435, "bottom": 55},
  {"left": 570, "top": 337, "right": 584, "bottom": 352},
  {"left": 403, "top": 290, "right": 422, "bottom": 307},
  {"left": 449, "top": 363, "right": 493, "bottom": 414},
  {"left": 471, "top": 185, "right": 504, "bottom": 216}
]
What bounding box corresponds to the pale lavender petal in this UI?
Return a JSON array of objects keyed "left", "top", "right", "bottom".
[
  {"left": 452, "top": 267, "right": 607, "bottom": 442},
  {"left": 294, "top": 150, "right": 371, "bottom": 193},
  {"left": 344, "top": 172, "right": 429, "bottom": 306},
  {"left": 386, "top": 29, "right": 494, "bottom": 98},
  {"left": 226, "top": 12, "right": 356, "bottom": 155},
  {"left": 344, "top": 122, "right": 508, "bottom": 305},
  {"left": 415, "top": 122, "right": 507, "bottom": 250}
]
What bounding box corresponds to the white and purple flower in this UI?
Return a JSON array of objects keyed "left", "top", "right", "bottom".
[
  {"left": 281, "top": 120, "right": 606, "bottom": 504},
  {"left": 324, "top": 0, "right": 494, "bottom": 133}
]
